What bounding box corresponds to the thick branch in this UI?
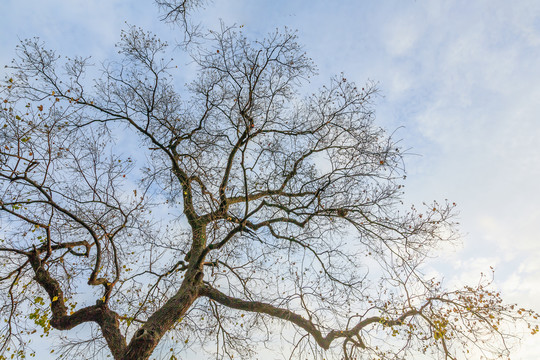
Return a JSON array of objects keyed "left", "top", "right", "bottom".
[
  {"left": 200, "top": 284, "right": 422, "bottom": 351},
  {"left": 27, "top": 252, "right": 127, "bottom": 359}
]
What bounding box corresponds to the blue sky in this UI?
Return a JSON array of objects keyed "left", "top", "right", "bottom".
[{"left": 2, "top": 0, "right": 540, "bottom": 359}]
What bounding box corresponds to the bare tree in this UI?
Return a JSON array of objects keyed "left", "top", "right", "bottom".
[{"left": 0, "top": 2, "right": 538, "bottom": 360}]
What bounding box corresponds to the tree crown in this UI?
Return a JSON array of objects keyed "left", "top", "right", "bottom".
[{"left": 0, "top": 1, "right": 538, "bottom": 360}]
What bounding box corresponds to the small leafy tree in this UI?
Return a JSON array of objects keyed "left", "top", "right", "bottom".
[{"left": 0, "top": 1, "right": 537, "bottom": 359}]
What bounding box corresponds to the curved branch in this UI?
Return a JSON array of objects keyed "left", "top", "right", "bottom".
[
  {"left": 200, "top": 283, "right": 423, "bottom": 350},
  {"left": 27, "top": 251, "right": 127, "bottom": 359}
]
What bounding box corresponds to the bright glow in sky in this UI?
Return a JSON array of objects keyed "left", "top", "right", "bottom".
[{"left": 1, "top": 0, "right": 540, "bottom": 359}]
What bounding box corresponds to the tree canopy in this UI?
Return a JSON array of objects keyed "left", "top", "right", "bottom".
[{"left": 0, "top": 1, "right": 538, "bottom": 359}]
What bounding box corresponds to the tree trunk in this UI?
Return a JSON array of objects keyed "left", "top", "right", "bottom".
[
  {"left": 120, "top": 268, "right": 201, "bottom": 360},
  {"left": 120, "top": 226, "right": 206, "bottom": 360}
]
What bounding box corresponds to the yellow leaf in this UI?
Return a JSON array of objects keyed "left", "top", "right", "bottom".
[{"left": 52, "top": 296, "right": 58, "bottom": 302}]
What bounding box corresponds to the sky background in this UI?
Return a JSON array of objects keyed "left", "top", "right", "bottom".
[{"left": 1, "top": 0, "right": 540, "bottom": 359}]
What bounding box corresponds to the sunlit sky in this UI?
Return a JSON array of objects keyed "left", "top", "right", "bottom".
[{"left": 1, "top": 0, "right": 540, "bottom": 359}]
